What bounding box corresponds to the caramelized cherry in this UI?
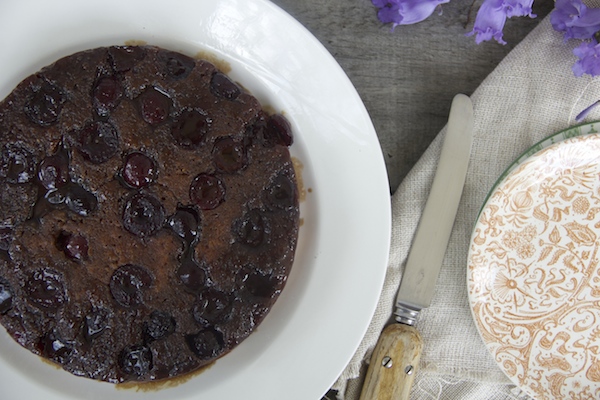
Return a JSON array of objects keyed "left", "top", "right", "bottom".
[
  {"left": 265, "top": 172, "right": 297, "bottom": 210},
  {"left": 162, "top": 51, "right": 195, "bottom": 79},
  {"left": 171, "top": 109, "right": 211, "bottom": 148},
  {"left": 73, "top": 121, "right": 120, "bottom": 164},
  {"left": 264, "top": 114, "right": 293, "bottom": 147},
  {"left": 56, "top": 231, "right": 89, "bottom": 261},
  {"left": 192, "top": 288, "right": 232, "bottom": 326},
  {"left": 189, "top": 173, "right": 225, "bottom": 210},
  {"left": 108, "top": 46, "right": 146, "bottom": 73},
  {"left": 64, "top": 184, "right": 98, "bottom": 217},
  {"left": 0, "top": 144, "right": 35, "bottom": 184},
  {"left": 121, "top": 152, "right": 157, "bottom": 189},
  {"left": 240, "top": 270, "right": 282, "bottom": 299},
  {"left": 138, "top": 87, "right": 171, "bottom": 125},
  {"left": 38, "top": 330, "right": 72, "bottom": 363},
  {"left": 185, "top": 328, "right": 224, "bottom": 360},
  {"left": 233, "top": 209, "right": 269, "bottom": 248},
  {"left": 37, "top": 145, "right": 70, "bottom": 190},
  {"left": 144, "top": 311, "right": 176, "bottom": 342},
  {"left": 212, "top": 137, "right": 247, "bottom": 173},
  {"left": 210, "top": 72, "right": 240, "bottom": 100},
  {"left": 26, "top": 268, "right": 67, "bottom": 311},
  {"left": 119, "top": 344, "right": 153, "bottom": 377},
  {"left": 0, "top": 224, "right": 14, "bottom": 255},
  {"left": 122, "top": 192, "right": 165, "bottom": 237},
  {"left": 176, "top": 257, "right": 208, "bottom": 293},
  {"left": 83, "top": 307, "right": 111, "bottom": 342},
  {"left": 109, "top": 264, "right": 154, "bottom": 308},
  {"left": 0, "top": 277, "right": 13, "bottom": 314},
  {"left": 24, "top": 79, "right": 66, "bottom": 126},
  {"left": 167, "top": 205, "right": 201, "bottom": 246},
  {"left": 92, "top": 75, "right": 123, "bottom": 117}
]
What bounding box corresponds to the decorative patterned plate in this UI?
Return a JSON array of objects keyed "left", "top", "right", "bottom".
[{"left": 468, "top": 123, "right": 600, "bottom": 400}]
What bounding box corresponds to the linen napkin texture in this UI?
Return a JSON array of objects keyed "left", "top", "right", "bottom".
[{"left": 332, "top": 5, "right": 600, "bottom": 400}]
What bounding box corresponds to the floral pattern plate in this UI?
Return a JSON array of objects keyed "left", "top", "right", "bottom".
[{"left": 468, "top": 122, "right": 600, "bottom": 400}]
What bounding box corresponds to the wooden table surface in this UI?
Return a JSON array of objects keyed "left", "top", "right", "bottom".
[
  {"left": 270, "top": 0, "right": 554, "bottom": 193},
  {"left": 268, "top": 0, "right": 554, "bottom": 398}
]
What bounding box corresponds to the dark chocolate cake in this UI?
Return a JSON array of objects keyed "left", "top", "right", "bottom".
[{"left": 0, "top": 45, "right": 299, "bottom": 383}]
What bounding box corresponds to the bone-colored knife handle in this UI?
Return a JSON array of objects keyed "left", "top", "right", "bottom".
[{"left": 358, "top": 324, "right": 423, "bottom": 400}]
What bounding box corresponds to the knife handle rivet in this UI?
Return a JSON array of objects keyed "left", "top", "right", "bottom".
[
  {"left": 381, "top": 356, "right": 393, "bottom": 369},
  {"left": 405, "top": 365, "right": 414, "bottom": 375}
]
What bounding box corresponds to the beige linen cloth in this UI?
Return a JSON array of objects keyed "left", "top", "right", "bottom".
[{"left": 332, "top": 4, "right": 600, "bottom": 400}]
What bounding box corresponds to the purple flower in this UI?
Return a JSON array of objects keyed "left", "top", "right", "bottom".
[
  {"left": 503, "top": 0, "right": 535, "bottom": 18},
  {"left": 551, "top": 0, "right": 600, "bottom": 40},
  {"left": 467, "top": 0, "right": 508, "bottom": 44},
  {"left": 572, "top": 40, "right": 600, "bottom": 77},
  {"left": 466, "top": 0, "right": 536, "bottom": 44},
  {"left": 372, "top": 0, "right": 450, "bottom": 28},
  {"left": 576, "top": 100, "right": 600, "bottom": 122}
]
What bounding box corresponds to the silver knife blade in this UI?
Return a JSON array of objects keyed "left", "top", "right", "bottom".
[
  {"left": 394, "top": 93, "right": 474, "bottom": 326},
  {"left": 359, "top": 94, "right": 474, "bottom": 400}
]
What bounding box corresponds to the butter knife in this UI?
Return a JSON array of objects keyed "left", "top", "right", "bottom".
[{"left": 359, "top": 94, "right": 474, "bottom": 400}]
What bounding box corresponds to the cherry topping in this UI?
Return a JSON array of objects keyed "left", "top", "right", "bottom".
[
  {"left": 171, "top": 109, "right": 211, "bottom": 148},
  {"left": 264, "top": 114, "right": 293, "bottom": 147},
  {"left": 120, "top": 152, "right": 157, "bottom": 189},
  {"left": 73, "top": 121, "right": 120, "bottom": 164},
  {"left": 138, "top": 87, "right": 172, "bottom": 125},
  {"left": 56, "top": 231, "right": 89, "bottom": 261},
  {"left": 185, "top": 328, "right": 225, "bottom": 360},
  {"left": 144, "top": 310, "right": 176, "bottom": 342},
  {"left": 167, "top": 205, "right": 201, "bottom": 246},
  {"left": 92, "top": 75, "right": 123, "bottom": 117},
  {"left": 189, "top": 173, "right": 225, "bottom": 210},
  {"left": 0, "top": 225, "right": 13, "bottom": 261},
  {"left": 210, "top": 72, "right": 241, "bottom": 100},
  {"left": 176, "top": 257, "right": 208, "bottom": 293},
  {"left": 162, "top": 51, "right": 195, "bottom": 79},
  {"left": 0, "top": 144, "right": 35, "bottom": 184},
  {"left": 212, "top": 137, "right": 247, "bottom": 173},
  {"left": 119, "top": 344, "right": 153, "bottom": 377},
  {"left": 233, "top": 209, "right": 269, "bottom": 248},
  {"left": 83, "top": 307, "right": 111, "bottom": 342},
  {"left": 192, "top": 288, "right": 232, "bottom": 326},
  {"left": 0, "top": 277, "right": 13, "bottom": 314},
  {"left": 37, "top": 144, "right": 70, "bottom": 190},
  {"left": 24, "top": 79, "right": 66, "bottom": 126},
  {"left": 38, "top": 330, "right": 73, "bottom": 363},
  {"left": 246, "top": 112, "right": 267, "bottom": 142},
  {"left": 109, "top": 264, "right": 154, "bottom": 308},
  {"left": 108, "top": 46, "right": 146, "bottom": 73},
  {"left": 122, "top": 192, "right": 165, "bottom": 237},
  {"left": 240, "top": 270, "right": 282, "bottom": 299},
  {"left": 26, "top": 268, "right": 67, "bottom": 311},
  {"left": 64, "top": 183, "right": 98, "bottom": 217},
  {"left": 265, "top": 172, "right": 297, "bottom": 210}
]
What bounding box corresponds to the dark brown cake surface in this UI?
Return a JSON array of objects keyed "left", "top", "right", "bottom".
[{"left": 0, "top": 45, "right": 299, "bottom": 383}]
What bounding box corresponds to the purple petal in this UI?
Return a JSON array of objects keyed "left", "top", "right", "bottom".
[
  {"left": 372, "top": 0, "right": 390, "bottom": 8},
  {"left": 503, "top": 0, "right": 536, "bottom": 18},
  {"left": 395, "top": 0, "right": 450, "bottom": 25},
  {"left": 575, "top": 100, "right": 600, "bottom": 122},
  {"left": 467, "top": 0, "right": 508, "bottom": 44},
  {"left": 572, "top": 41, "right": 600, "bottom": 77},
  {"left": 372, "top": 0, "right": 449, "bottom": 26},
  {"left": 551, "top": 0, "right": 600, "bottom": 40}
]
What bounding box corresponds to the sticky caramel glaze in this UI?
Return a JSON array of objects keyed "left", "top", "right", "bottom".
[{"left": 0, "top": 45, "right": 299, "bottom": 384}]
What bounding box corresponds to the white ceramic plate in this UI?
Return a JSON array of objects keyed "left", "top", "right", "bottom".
[
  {"left": 0, "top": 1, "right": 391, "bottom": 399},
  {"left": 468, "top": 123, "right": 600, "bottom": 400}
]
